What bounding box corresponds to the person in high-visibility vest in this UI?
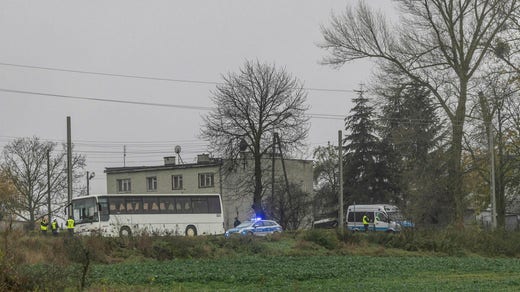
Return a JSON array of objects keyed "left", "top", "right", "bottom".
[
  {"left": 40, "top": 218, "right": 48, "bottom": 235},
  {"left": 67, "top": 217, "right": 75, "bottom": 236},
  {"left": 51, "top": 219, "right": 58, "bottom": 236},
  {"left": 362, "top": 214, "right": 369, "bottom": 232}
]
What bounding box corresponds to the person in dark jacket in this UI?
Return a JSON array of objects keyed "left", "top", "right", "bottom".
[{"left": 233, "top": 217, "right": 241, "bottom": 227}]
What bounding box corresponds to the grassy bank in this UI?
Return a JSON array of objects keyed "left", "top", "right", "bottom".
[{"left": 1, "top": 227, "right": 520, "bottom": 290}]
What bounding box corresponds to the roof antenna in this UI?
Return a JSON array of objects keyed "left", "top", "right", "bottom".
[{"left": 175, "top": 145, "right": 184, "bottom": 164}]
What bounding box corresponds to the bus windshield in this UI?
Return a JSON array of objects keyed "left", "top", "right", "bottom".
[{"left": 72, "top": 197, "right": 99, "bottom": 224}]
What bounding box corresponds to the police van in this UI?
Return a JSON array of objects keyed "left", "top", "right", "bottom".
[{"left": 346, "top": 204, "right": 401, "bottom": 232}]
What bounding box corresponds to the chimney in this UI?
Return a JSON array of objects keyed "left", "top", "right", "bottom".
[
  {"left": 164, "top": 156, "right": 176, "bottom": 166},
  {"left": 197, "top": 154, "right": 210, "bottom": 164}
]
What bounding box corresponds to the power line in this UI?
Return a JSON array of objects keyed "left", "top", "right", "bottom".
[
  {"left": 0, "top": 61, "right": 354, "bottom": 93},
  {"left": 0, "top": 62, "right": 219, "bottom": 86},
  {"left": 0, "top": 88, "right": 211, "bottom": 111},
  {"left": 0, "top": 87, "right": 347, "bottom": 120}
]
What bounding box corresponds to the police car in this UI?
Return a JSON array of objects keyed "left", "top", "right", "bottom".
[{"left": 224, "top": 219, "right": 283, "bottom": 238}]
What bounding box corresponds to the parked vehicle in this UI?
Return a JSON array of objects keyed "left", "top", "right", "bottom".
[
  {"left": 346, "top": 204, "right": 401, "bottom": 232},
  {"left": 224, "top": 219, "right": 282, "bottom": 238},
  {"left": 71, "top": 193, "right": 225, "bottom": 237},
  {"left": 312, "top": 218, "right": 338, "bottom": 229}
]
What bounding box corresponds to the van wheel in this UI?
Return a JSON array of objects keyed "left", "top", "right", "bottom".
[
  {"left": 185, "top": 225, "right": 197, "bottom": 237},
  {"left": 119, "top": 226, "right": 132, "bottom": 237}
]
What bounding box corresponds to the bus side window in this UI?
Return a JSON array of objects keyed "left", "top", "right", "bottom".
[
  {"left": 143, "top": 197, "right": 159, "bottom": 213},
  {"left": 208, "top": 196, "right": 221, "bottom": 213}
]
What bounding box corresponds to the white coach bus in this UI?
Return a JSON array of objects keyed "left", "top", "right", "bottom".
[{"left": 71, "top": 194, "right": 225, "bottom": 237}]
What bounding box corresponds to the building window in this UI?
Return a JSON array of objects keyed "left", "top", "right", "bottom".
[
  {"left": 172, "top": 175, "right": 183, "bottom": 190},
  {"left": 146, "top": 176, "right": 157, "bottom": 192},
  {"left": 117, "top": 179, "right": 131, "bottom": 193},
  {"left": 198, "top": 173, "right": 214, "bottom": 188}
]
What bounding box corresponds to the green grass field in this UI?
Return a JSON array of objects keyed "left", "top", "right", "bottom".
[
  {"left": 3, "top": 229, "right": 520, "bottom": 291},
  {"left": 88, "top": 255, "right": 520, "bottom": 291}
]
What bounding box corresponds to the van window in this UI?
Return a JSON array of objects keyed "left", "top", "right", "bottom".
[
  {"left": 375, "top": 212, "right": 389, "bottom": 223},
  {"left": 347, "top": 211, "right": 374, "bottom": 222}
]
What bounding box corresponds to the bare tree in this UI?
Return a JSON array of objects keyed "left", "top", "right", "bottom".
[
  {"left": 312, "top": 143, "right": 340, "bottom": 219},
  {"left": 320, "top": 0, "right": 519, "bottom": 223},
  {"left": 264, "top": 182, "right": 313, "bottom": 230},
  {"left": 201, "top": 60, "right": 310, "bottom": 218},
  {"left": 493, "top": 7, "right": 520, "bottom": 74},
  {"left": 1, "top": 137, "right": 86, "bottom": 226}
]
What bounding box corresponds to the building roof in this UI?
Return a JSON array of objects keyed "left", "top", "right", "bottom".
[
  {"left": 105, "top": 161, "right": 222, "bottom": 174},
  {"left": 105, "top": 154, "right": 312, "bottom": 174}
]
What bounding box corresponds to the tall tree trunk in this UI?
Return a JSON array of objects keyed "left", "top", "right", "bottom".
[{"left": 451, "top": 82, "right": 468, "bottom": 224}]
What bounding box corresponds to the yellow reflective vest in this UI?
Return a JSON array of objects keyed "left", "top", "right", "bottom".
[
  {"left": 40, "top": 220, "right": 48, "bottom": 231},
  {"left": 67, "top": 218, "right": 75, "bottom": 229},
  {"left": 362, "top": 216, "right": 369, "bottom": 225}
]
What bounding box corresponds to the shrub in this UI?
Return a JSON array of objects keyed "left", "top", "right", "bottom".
[{"left": 302, "top": 229, "right": 339, "bottom": 250}]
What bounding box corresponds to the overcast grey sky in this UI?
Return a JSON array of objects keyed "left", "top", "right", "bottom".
[{"left": 0, "top": 0, "right": 395, "bottom": 194}]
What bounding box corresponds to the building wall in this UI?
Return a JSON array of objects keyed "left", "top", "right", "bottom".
[
  {"left": 105, "top": 156, "right": 313, "bottom": 230},
  {"left": 106, "top": 165, "right": 221, "bottom": 195},
  {"left": 220, "top": 157, "right": 313, "bottom": 229}
]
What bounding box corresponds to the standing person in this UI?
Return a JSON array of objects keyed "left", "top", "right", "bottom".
[
  {"left": 233, "top": 217, "right": 241, "bottom": 227},
  {"left": 362, "top": 214, "right": 369, "bottom": 232},
  {"left": 67, "top": 217, "right": 75, "bottom": 236},
  {"left": 51, "top": 219, "right": 58, "bottom": 236},
  {"left": 40, "top": 218, "right": 48, "bottom": 235}
]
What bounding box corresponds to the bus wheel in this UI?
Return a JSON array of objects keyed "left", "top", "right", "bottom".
[
  {"left": 185, "top": 225, "right": 197, "bottom": 237},
  {"left": 119, "top": 226, "right": 132, "bottom": 237}
]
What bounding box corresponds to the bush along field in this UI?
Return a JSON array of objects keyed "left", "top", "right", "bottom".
[{"left": 1, "top": 226, "right": 520, "bottom": 290}]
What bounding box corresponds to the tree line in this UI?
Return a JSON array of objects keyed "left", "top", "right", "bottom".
[{"left": 315, "top": 0, "right": 520, "bottom": 228}]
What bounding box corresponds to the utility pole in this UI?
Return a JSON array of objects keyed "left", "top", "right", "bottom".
[
  {"left": 489, "top": 125, "right": 497, "bottom": 229},
  {"left": 123, "top": 145, "right": 126, "bottom": 167},
  {"left": 272, "top": 132, "right": 276, "bottom": 199},
  {"left": 274, "top": 133, "right": 290, "bottom": 227},
  {"left": 67, "top": 116, "right": 73, "bottom": 216},
  {"left": 479, "top": 92, "right": 497, "bottom": 230},
  {"left": 338, "top": 130, "right": 344, "bottom": 233},
  {"left": 47, "top": 148, "right": 51, "bottom": 221}
]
